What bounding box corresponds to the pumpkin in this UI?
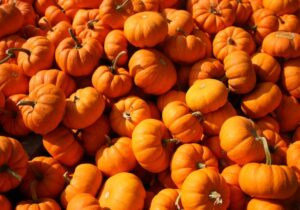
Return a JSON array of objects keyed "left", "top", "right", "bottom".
[
  {"left": 0, "top": 136, "right": 28, "bottom": 192},
  {"left": 0, "top": 63, "right": 28, "bottom": 97},
  {"left": 57, "top": 0, "right": 102, "bottom": 10},
  {"left": 14, "top": 1, "right": 36, "bottom": 27},
  {"left": 76, "top": 115, "right": 110, "bottom": 156},
  {"left": 293, "top": 126, "right": 300, "bottom": 142},
  {"left": 224, "top": 50, "right": 257, "bottom": 94},
  {"left": 43, "top": 126, "right": 84, "bottom": 167},
  {"left": 60, "top": 163, "right": 103, "bottom": 208},
  {"left": 262, "top": 31, "right": 300, "bottom": 58},
  {"left": 109, "top": 95, "right": 151, "bottom": 137},
  {"left": 17, "top": 36, "right": 55, "bottom": 77},
  {"left": 72, "top": 9, "right": 110, "bottom": 44},
  {"left": 241, "top": 82, "right": 282, "bottom": 118},
  {"left": 186, "top": 78, "right": 228, "bottom": 113},
  {"left": 95, "top": 136, "right": 137, "bottom": 176},
  {"left": 251, "top": 52, "right": 281, "bottom": 83},
  {"left": 171, "top": 143, "right": 219, "bottom": 188},
  {"left": 282, "top": 58, "right": 300, "bottom": 99},
  {"left": 104, "top": 29, "right": 128, "bottom": 65},
  {"left": 159, "top": 0, "right": 179, "bottom": 9},
  {"left": 250, "top": 0, "right": 263, "bottom": 11},
  {"left": 220, "top": 116, "right": 266, "bottom": 165},
  {"left": 17, "top": 84, "right": 66, "bottom": 135},
  {"left": 188, "top": 58, "right": 224, "bottom": 86},
  {"left": 176, "top": 65, "right": 191, "bottom": 91},
  {"left": 181, "top": 168, "right": 230, "bottom": 210},
  {"left": 278, "top": 14, "right": 300, "bottom": 33},
  {"left": 55, "top": 0, "right": 79, "bottom": 19},
  {"left": 129, "top": 49, "right": 177, "bottom": 95},
  {"left": 0, "top": 3, "right": 24, "bottom": 39},
  {"left": 0, "top": 94, "right": 31, "bottom": 136},
  {"left": 16, "top": 198, "right": 61, "bottom": 210},
  {"left": 230, "top": 0, "right": 252, "bottom": 25},
  {"left": 46, "top": 21, "right": 72, "bottom": 48},
  {"left": 34, "top": 0, "right": 57, "bottom": 15},
  {"left": 263, "top": 0, "right": 298, "bottom": 15},
  {"left": 191, "top": 0, "right": 236, "bottom": 34},
  {"left": 124, "top": 11, "right": 168, "bottom": 48},
  {"left": 149, "top": 188, "right": 180, "bottom": 210},
  {"left": 0, "top": 194, "right": 12, "bottom": 210},
  {"left": 247, "top": 198, "right": 285, "bottom": 210},
  {"left": 92, "top": 51, "right": 133, "bottom": 98},
  {"left": 45, "top": 5, "right": 71, "bottom": 26},
  {"left": 213, "top": 26, "right": 256, "bottom": 61},
  {"left": 0, "top": 35, "right": 25, "bottom": 64},
  {"left": 67, "top": 193, "right": 101, "bottom": 210},
  {"left": 19, "top": 156, "right": 65, "bottom": 199},
  {"left": 18, "top": 25, "right": 46, "bottom": 39},
  {"left": 55, "top": 28, "right": 103, "bottom": 76},
  {"left": 157, "top": 90, "right": 186, "bottom": 112},
  {"left": 29, "top": 69, "right": 76, "bottom": 97},
  {"left": 203, "top": 136, "right": 227, "bottom": 160},
  {"left": 163, "top": 28, "right": 212, "bottom": 64},
  {"left": 158, "top": 169, "right": 177, "bottom": 189},
  {"left": 162, "top": 8, "right": 194, "bottom": 36},
  {"left": 99, "top": 172, "right": 146, "bottom": 210},
  {"left": 256, "top": 115, "right": 280, "bottom": 133},
  {"left": 287, "top": 141, "right": 300, "bottom": 180},
  {"left": 131, "top": 119, "right": 173, "bottom": 173},
  {"left": 148, "top": 101, "right": 161, "bottom": 120}
]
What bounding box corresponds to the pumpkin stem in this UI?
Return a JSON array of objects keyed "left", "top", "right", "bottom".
[
  {"left": 63, "top": 171, "right": 72, "bottom": 184},
  {"left": 175, "top": 28, "right": 187, "bottom": 36},
  {"left": 277, "top": 16, "right": 285, "bottom": 24},
  {"left": 110, "top": 51, "right": 127, "bottom": 73},
  {"left": 175, "top": 192, "right": 183, "bottom": 210},
  {"left": 244, "top": 24, "right": 257, "bottom": 31},
  {"left": 196, "top": 162, "right": 206, "bottom": 169},
  {"left": 209, "top": 191, "right": 223, "bottom": 206},
  {"left": 209, "top": 6, "right": 220, "bottom": 15},
  {"left": 0, "top": 165, "right": 22, "bottom": 182},
  {"left": 42, "top": 18, "right": 52, "bottom": 31},
  {"left": 192, "top": 111, "right": 204, "bottom": 122},
  {"left": 16, "top": 100, "right": 36, "bottom": 108},
  {"left": 122, "top": 111, "right": 132, "bottom": 121},
  {"left": 68, "top": 28, "right": 82, "bottom": 49},
  {"left": 116, "top": 0, "right": 130, "bottom": 11},
  {"left": 227, "top": 37, "right": 235, "bottom": 45},
  {"left": 30, "top": 181, "right": 39, "bottom": 202},
  {"left": 87, "top": 19, "right": 98, "bottom": 30},
  {"left": 0, "top": 48, "right": 31, "bottom": 64},
  {"left": 162, "top": 138, "right": 180, "bottom": 145},
  {"left": 256, "top": 136, "right": 272, "bottom": 165}
]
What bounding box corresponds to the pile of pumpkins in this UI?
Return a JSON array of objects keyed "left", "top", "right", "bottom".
[{"left": 0, "top": 0, "right": 300, "bottom": 209}]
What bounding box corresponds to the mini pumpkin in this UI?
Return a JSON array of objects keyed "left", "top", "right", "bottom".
[
  {"left": 149, "top": 188, "right": 180, "bottom": 210},
  {"left": 67, "top": 193, "right": 101, "bottom": 210},
  {"left": 282, "top": 58, "right": 300, "bottom": 99}
]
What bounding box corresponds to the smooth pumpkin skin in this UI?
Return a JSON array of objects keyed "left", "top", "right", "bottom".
[
  {"left": 186, "top": 78, "right": 228, "bottom": 113},
  {"left": 99, "top": 172, "right": 146, "bottom": 210},
  {"left": 278, "top": 14, "right": 300, "bottom": 33},
  {"left": 181, "top": 168, "right": 230, "bottom": 210},
  {"left": 149, "top": 188, "right": 179, "bottom": 210},
  {"left": 239, "top": 163, "right": 298, "bottom": 199},
  {"left": 132, "top": 119, "right": 172, "bottom": 173},
  {"left": 157, "top": 90, "right": 186, "bottom": 112},
  {"left": 263, "top": 0, "right": 298, "bottom": 15},
  {"left": 46, "top": 21, "right": 72, "bottom": 48},
  {"left": 0, "top": 35, "right": 25, "bottom": 64},
  {"left": 0, "top": 194, "right": 12, "bottom": 210},
  {"left": 219, "top": 116, "right": 265, "bottom": 165},
  {"left": 170, "top": 143, "right": 219, "bottom": 188},
  {"left": 287, "top": 141, "right": 300, "bottom": 181},
  {"left": 34, "top": 0, "right": 57, "bottom": 15},
  {"left": 44, "top": 5, "right": 71, "bottom": 26},
  {"left": 0, "top": 136, "right": 28, "bottom": 193},
  {"left": 16, "top": 198, "right": 61, "bottom": 210},
  {"left": 162, "top": 101, "right": 203, "bottom": 143},
  {"left": 247, "top": 198, "right": 285, "bottom": 210},
  {"left": 282, "top": 58, "right": 300, "bottom": 99},
  {"left": 67, "top": 193, "right": 101, "bottom": 210},
  {"left": 241, "top": 82, "right": 282, "bottom": 118}
]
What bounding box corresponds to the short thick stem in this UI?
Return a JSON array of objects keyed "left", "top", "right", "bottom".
[
  {"left": 63, "top": 171, "right": 72, "bottom": 184},
  {"left": 87, "top": 19, "right": 98, "bottom": 29},
  {"left": 175, "top": 28, "right": 187, "bottom": 36},
  {"left": 0, "top": 165, "right": 22, "bottom": 182},
  {"left": 123, "top": 111, "right": 131, "bottom": 121},
  {"left": 116, "top": 0, "right": 130, "bottom": 11},
  {"left": 68, "top": 28, "right": 82, "bottom": 49},
  {"left": 209, "top": 191, "right": 223, "bottom": 206},
  {"left": 105, "top": 135, "right": 113, "bottom": 147},
  {"left": 110, "top": 51, "right": 127, "bottom": 73},
  {"left": 278, "top": 16, "right": 285, "bottom": 24},
  {"left": 0, "top": 48, "right": 31, "bottom": 64},
  {"left": 16, "top": 100, "right": 36, "bottom": 108},
  {"left": 210, "top": 7, "right": 220, "bottom": 15}
]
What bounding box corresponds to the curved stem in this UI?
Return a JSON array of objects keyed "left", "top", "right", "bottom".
[
  {"left": 122, "top": 111, "right": 131, "bottom": 121},
  {"left": 175, "top": 193, "right": 183, "bottom": 210},
  {"left": 0, "top": 165, "right": 22, "bottom": 182},
  {"left": 16, "top": 100, "right": 36, "bottom": 108},
  {"left": 68, "top": 28, "right": 82, "bottom": 49},
  {"left": 110, "top": 51, "right": 127, "bottom": 73},
  {"left": 192, "top": 111, "right": 203, "bottom": 122},
  {"left": 0, "top": 48, "right": 31, "bottom": 64},
  {"left": 30, "top": 181, "right": 39, "bottom": 202},
  {"left": 277, "top": 16, "right": 285, "bottom": 24},
  {"left": 209, "top": 191, "right": 223, "bottom": 206},
  {"left": 87, "top": 19, "right": 98, "bottom": 29},
  {"left": 63, "top": 171, "right": 72, "bottom": 184},
  {"left": 256, "top": 136, "right": 272, "bottom": 165},
  {"left": 116, "top": 0, "right": 130, "bottom": 11}
]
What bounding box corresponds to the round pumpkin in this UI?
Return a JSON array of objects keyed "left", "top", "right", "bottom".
[
  {"left": 149, "top": 188, "right": 180, "bottom": 210},
  {"left": 282, "top": 58, "right": 300, "bottom": 99},
  {"left": 67, "top": 193, "right": 101, "bottom": 210},
  {"left": 287, "top": 141, "right": 300, "bottom": 180},
  {"left": 278, "top": 14, "right": 300, "bottom": 33},
  {"left": 0, "top": 35, "right": 25, "bottom": 64},
  {"left": 247, "top": 198, "right": 285, "bottom": 210},
  {"left": 263, "top": 0, "right": 298, "bottom": 15},
  {"left": 46, "top": 21, "right": 72, "bottom": 48},
  {"left": 230, "top": 0, "right": 252, "bottom": 25}
]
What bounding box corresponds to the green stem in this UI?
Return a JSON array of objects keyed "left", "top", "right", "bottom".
[
  {"left": 68, "top": 28, "right": 82, "bottom": 49},
  {"left": 0, "top": 48, "right": 31, "bottom": 64},
  {"left": 110, "top": 51, "right": 127, "bottom": 73},
  {"left": 116, "top": 0, "right": 130, "bottom": 11}
]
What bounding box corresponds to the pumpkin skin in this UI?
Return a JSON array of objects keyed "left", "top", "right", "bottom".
[
  {"left": 43, "top": 126, "right": 84, "bottom": 167},
  {"left": 19, "top": 156, "right": 65, "bottom": 199},
  {"left": 99, "top": 172, "right": 146, "bottom": 210},
  {"left": 0, "top": 3, "right": 24, "bottom": 39},
  {"left": 124, "top": 11, "right": 168, "bottom": 48},
  {"left": 18, "top": 25, "right": 46, "bottom": 39},
  {"left": 0, "top": 194, "right": 12, "bottom": 210},
  {"left": 191, "top": 0, "right": 236, "bottom": 34},
  {"left": 239, "top": 163, "right": 298, "bottom": 199},
  {"left": 61, "top": 163, "right": 103, "bottom": 208},
  {"left": 45, "top": 5, "right": 71, "bottom": 26},
  {"left": 63, "top": 87, "right": 105, "bottom": 129},
  {"left": 230, "top": 0, "right": 252, "bottom": 25},
  {"left": 29, "top": 69, "right": 76, "bottom": 97},
  {"left": 241, "top": 82, "right": 282, "bottom": 118},
  {"left": 188, "top": 58, "right": 224, "bottom": 86},
  {"left": 224, "top": 50, "right": 257, "bottom": 94},
  {"left": 162, "top": 101, "right": 203, "bottom": 143},
  {"left": 34, "top": 0, "right": 57, "bottom": 15},
  {"left": 129, "top": 49, "right": 177, "bottom": 95},
  {"left": 263, "top": 0, "right": 298, "bottom": 15},
  {"left": 163, "top": 28, "right": 212, "bottom": 64},
  {"left": 67, "top": 193, "right": 101, "bottom": 210},
  {"left": 104, "top": 29, "right": 128, "bottom": 65},
  {"left": 282, "top": 59, "right": 300, "bottom": 99},
  {"left": 0, "top": 94, "right": 31, "bottom": 136},
  {"left": 171, "top": 143, "right": 219, "bottom": 188},
  {"left": 158, "top": 169, "right": 177, "bottom": 189},
  {"left": 287, "top": 141, "right": 300, "bottom": 180},
  {"left": 251, "top": 53, "right": 281, "bottom": 83},
  {"left": 293, "top": 126, "right": 300, "bottom": 141},
  {"left": 213, "top": 26, "right": 256, "bottom": 61},
  {"left": 262, "top": 31, "right": 300, "bottom": 59},
  {"left": 0, "top": 35, "right": 25, "bottom": 64},
  {"left": 220, "top": 116, "right": 265, "bottom": 165},
  {"left": 15, "top": 198, "right": 61, "bottom": 210},
  {"left": 46, "top": 21, "right": 72, "bottom": 48},
  {"left": 186, "top": 78, "right": 228, "bottom": 113},
  {"left": 256, "top": 115, "right": 280, "bottom": 133},
  {"left": 0, "top": 63, "right": 28, "bottom": 97},
  {"left": 278, "top": 14, "right": 300, "bottom": 33},
  {"left": 149, "top": 188, "right": 179, "bottom": 210},
  {"left": 131, "top": 119, "right": 172, "bottom": 173},
  {"left": 157, "top": 90, "right": 186, "bottom": 112},
  {"left": 14, "top": 1, "right": 36, "bottom": 27},
  {"left": 109, "top": 95, "right": 151, "bottom": 137},
  {"left": 247, "top": 198, "right": 285, "bottom": 210},
  {"left": 17, "top": 36, "right": 55, "bottom": 77},
  {"left": 18, "top": 84, "right": 66, "bottom": 135},
  {"left": 95, "top": 136, "right": 137, "bottom": 176},
  {"left": 181, "top": 168, "right": 230, "bottom": 210},
  {"left": 250, "top": 0, "right": 264, "bottom": 11},
  {"left": 0, "top": 136, "right": 28, "bottom": 192}
]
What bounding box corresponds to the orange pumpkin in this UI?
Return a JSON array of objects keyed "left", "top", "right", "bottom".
[
  {"left": 278, "top": 14, "right": 300, "bottom": 33},
  {"left": 0, "top": 194, "right": 12, "bottom": 210},
  {"left": 157, "top": 90, "right": 186, "bottom": 112},
  {"left": 16, "top": 197, "right": 61, "bottom": 210},
  {"left": 230, "top": 0, "right": 252, "bottom": 25},
  {"left": 282, "top": 58, "right": 300, "bottom": 99},
  {"left": 0, "top": 35, "right": 25, "bottom": 64},
  {"left": 45, "top": 5, "right": 71, "bottom": 26},
  {"left": 67, "top": 193, "right": 101, "bottom": 210},
  {"left": 287, "top": 141, "right": 300, "bottom": 182},
  {"left": 34, "top": 0, "right": 57, "bottom": 15},
  {"left": 247, "top": 198, "right": 286, "bottom": 210},
  {"left": 263, "top": 0, "right": 298, "bottom": 15},
  {"left": 46, "top": 21, "right": 72, "bottom": 48},
  {"left": 149, "top": 188, "right": 180, "bottom": 210},
  {"left": 256, "top": 115, "right": 280, "bottom": 133}
]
